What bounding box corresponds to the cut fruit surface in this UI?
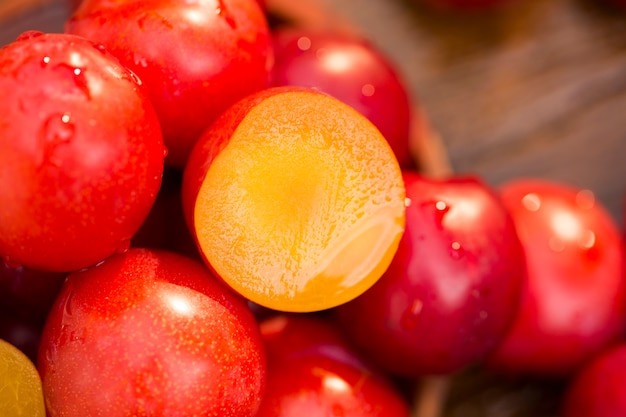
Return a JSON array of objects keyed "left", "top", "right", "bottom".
[{"left": 189, "top": 87, "right": 406, "bottom": 312}]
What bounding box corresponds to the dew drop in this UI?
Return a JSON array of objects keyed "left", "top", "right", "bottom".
[
  {"left": 1, "top": 255, "right": 22, "bottom": 270},
  {"left": 94, "top": 43, "right": 108, "bottom": 54},
  {"left": 521, "top": 193, "right": 541, "bottom": 211},
  {"left": 54, "top": 63, "right": 91, "bottom": 99},
  {"left": 71, "top": 67, "right": 89, "bottom": 97},
  {"left": 429, "top": 200, "right": 450, "bottom": 227},
  {"left": 449, "top": 241, "right": 465, "bottom": 259},
  {"left": 548, "top": 236, "right": 565, "bottom": 252},
  {"left": 162, "top": 146, "right": 169, "bottom": 158},
  {"left": 578, "top": 229, "right": 596, "bottom": 249},
  {"left": 38, "top": 112, "right": 76, "bottom": 167},
  {"left": 16, "top": 30, "right": 44, "bottom": 41},
  {"left": 43, "top": 113, "right": 74, "bottom": 141},
  {"left": 400, "top": 299, "right": 423, "bottom": 331},
  {"left": 44, "top": 345, "right": 55, "bottom": 364},
  {"left": 575, "top": 189, "right": 595, "bottom": 210},
  {"left": 41, "top": 56, "right": 51, "bottom": 67},
  {"left": 315, "top": 47, "right": 329, "bottom": 61},
  {"left": 361, "top": 84, "right": 376, "bottom": 97},
  {"left": 216, "top": 0, "right": 237, "bottom": 29},
  {"left": 94, "top": 259, "right": 107, "bottom": 268},
  {"left": 133, "top": 53, "right": 149, "bottom": 68},
  {"left": 127, "top": 70, "right": 143, "bottom": 86},
  {"left": 297, "top": 36, "right": 312, "bottom": 51},
  {"left": 64, "top": 290, "right": 75, "bottom": 317},
  {"left": 115, "top": 239, "right": 131, "bottom": 254}
]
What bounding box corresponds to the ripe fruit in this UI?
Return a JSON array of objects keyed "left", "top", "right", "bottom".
[
  {"left": 561, "top": 344, "right": 626, "bottom": 417},
  {"left": 0, "top": 339, "right": 45, "bottom": 417},
  {"left": 257, "top": 314, "right": 410, "bottom": 417},
  {"left": 66, "top": 0, "right": 273, "bottom": 167},
  {"left": 256, "top": 355, "right": 410, "bottom": 417},
  {"left": 334, "top": 172, "right": 525, "bottom": 376},
  {"left": 270, "top": 28, "right": 414, "bottom": 168},
  {"left": 0, "top": 31, "right": 164, "bottom": 272},
  {"left": 182, "top": 86, "right": 406, "bottom": 312},
  {"left": 487, "top": 179, "right": 626, "bottom": 376},
  {"left": 38, "top": 248, "right": 266, "bottom": 417}
]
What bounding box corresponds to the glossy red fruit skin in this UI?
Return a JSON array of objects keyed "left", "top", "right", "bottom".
[
  {"left": 334, "top": 172, "right": 525, "bottom": 376},
  {"left": 270, "top": 28, "right": 413, "bottom": 168},
  {"left": 256, "top": 355, "right": 410, "bottom": 417},
  {"left": 487, "top": 179, "right": 626, "bottom": 377},
  {"left": 38, "top": 248, "right": 266, "bottom": 417},
  {"left": 561, "top": 344, "right": 626, "bottom": 417},
  {"left": 258, "top": 314, "right": 410, "bottom": 417},
  {"left": 66, "top": 0, "right": 273, "bottom": 168},
  {"left": 0, "top": 31, "right": 164, "bottom": 272}
]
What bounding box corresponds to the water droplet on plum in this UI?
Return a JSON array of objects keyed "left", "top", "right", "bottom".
[
  {"left": 521, "top": 192, "right": 541, "bottom": 211},
  {"left": 127, "top": 70, "right": 143, "bottom": 86},
  {"left": 578, "top": 229, "right": 596, "bottom": 249},
  {"left": 64, "top": 291, "right": 75, "bottom": 317},
  {"left": 215, "top": 0, "right": 237, "bottom": 29},
  {"left": 449, "top": 241, "right": 465, "bottom": 259},
  {"left": 115, "top": 239, "right": 131, "bottom": 254},
  {"left": 133, "top": 53, "right": 149, "bottom": 68},
  {"left": 297, "top": 36, "right": 312, "bottom": 51},
  {"left": 38, "top": 113, "right": 76, "bottom": 167},
  {"left": 400, "top": 299, "right": 423, "bottom": 330},
  {"left": 53, "top": 63, "right": 91, "bottom": 99},
  {"left": 1, "top": 255, "right": 22, "bottom": 270},
  {"left": 16, "top": 31, "right": 44, "bottom": 41},
  {"left": 361, "top": 84, "right": 375, "bottom": 97},
  {"left": 93, "top": 43, "right": 108, "bottom": 54},
  {"left": 41, "top": 56, "right": 51, "bottom": 67},
  {"left": 575, "top": 189, "right": 595, "bottom": 210},
  {"left": 548, "top": 236, "right": 565, "bottom": 252},
  {"left": 419, "top": 200, "right": 451, "bottom": 230}
]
